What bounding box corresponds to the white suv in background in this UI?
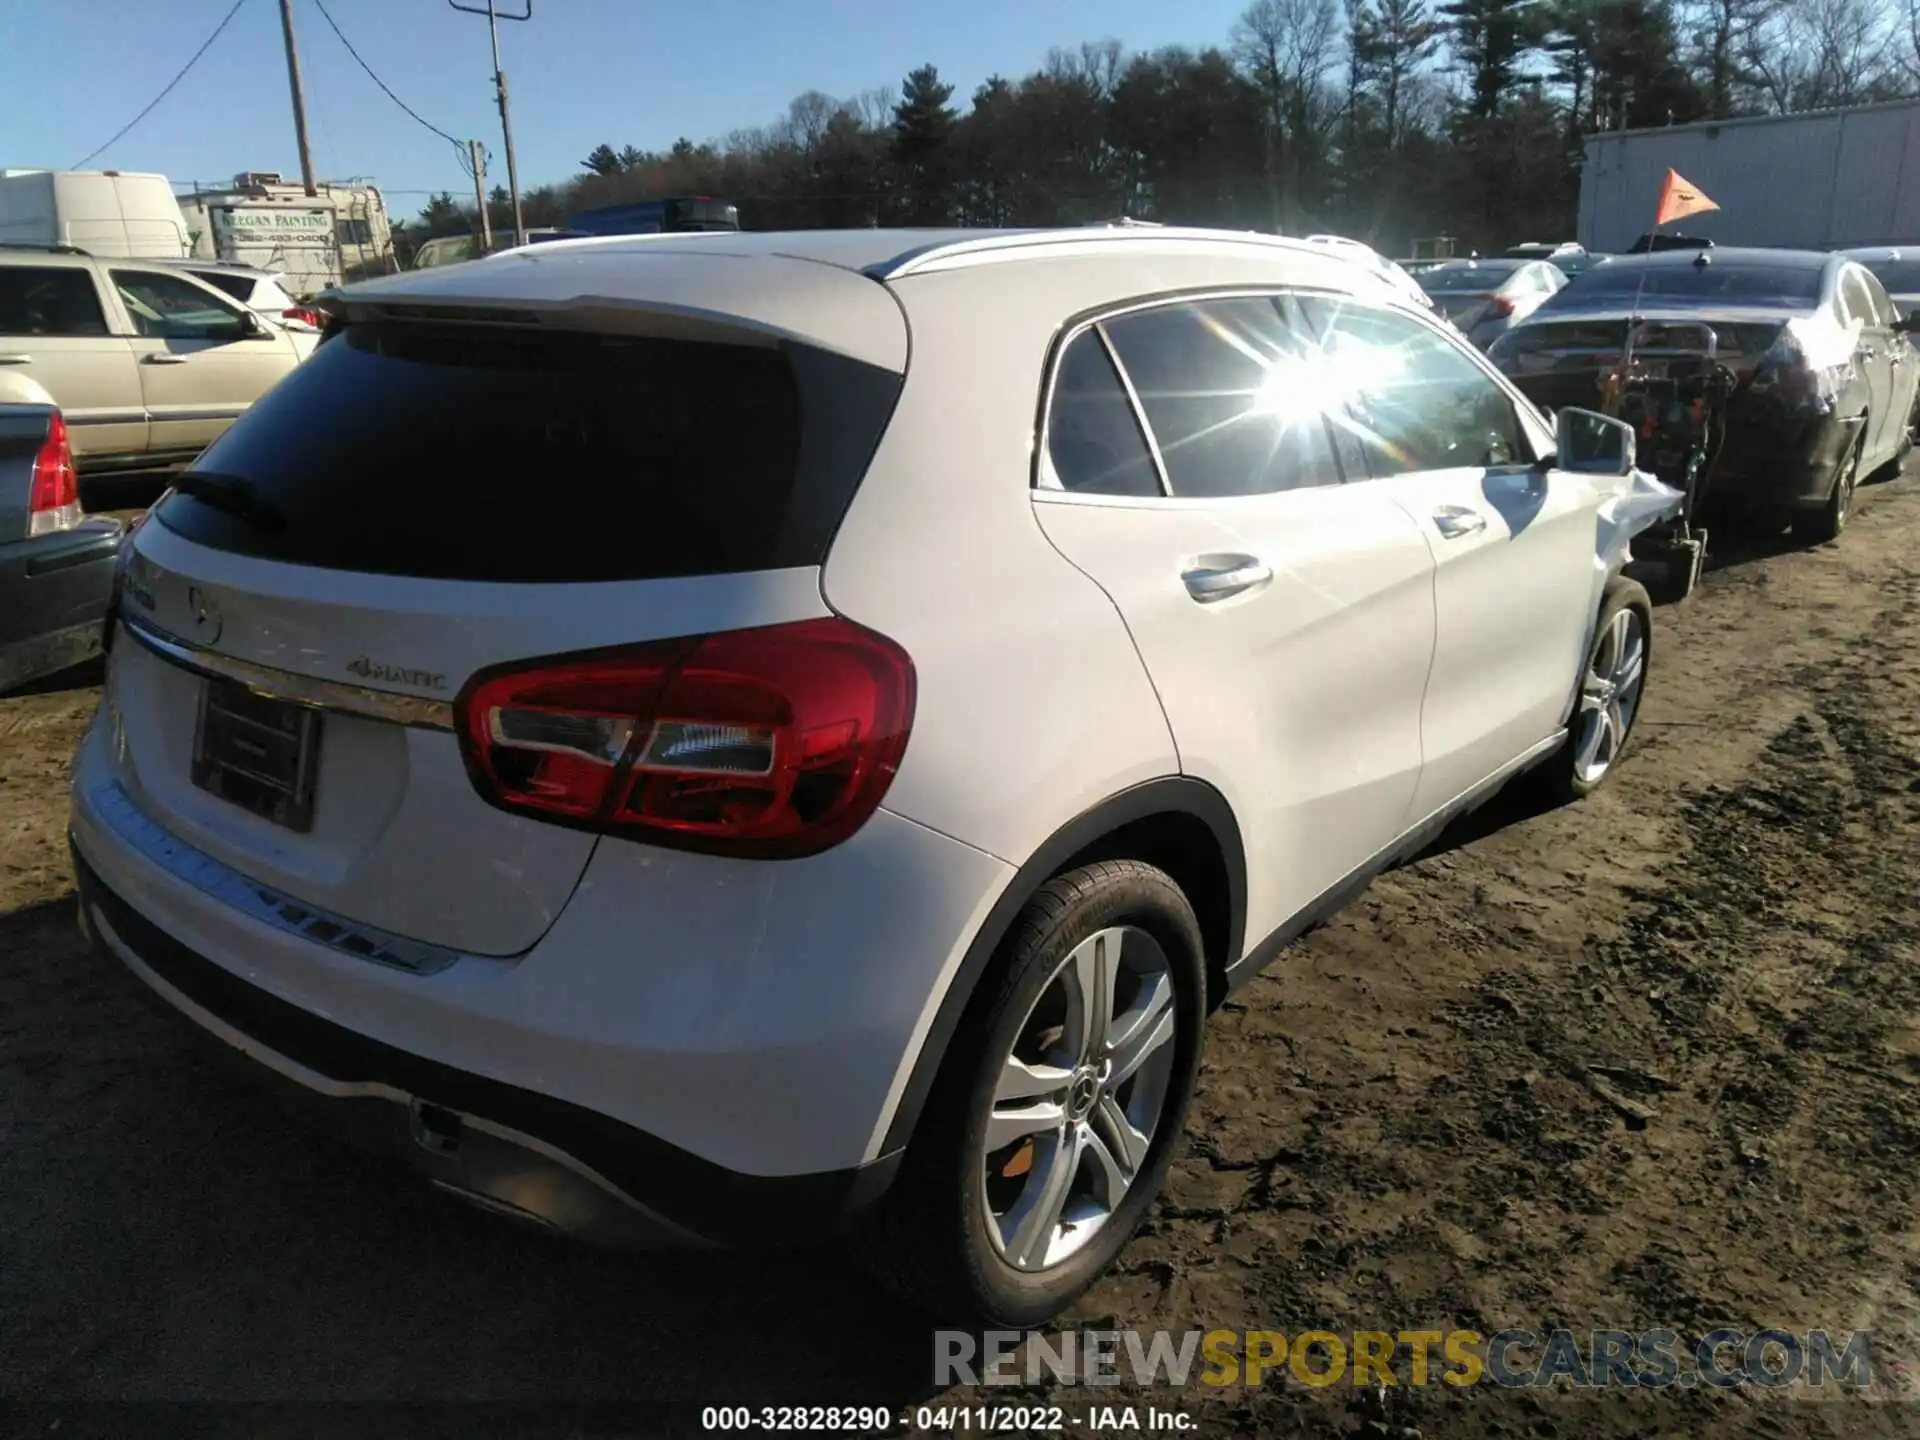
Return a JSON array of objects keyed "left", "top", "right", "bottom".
[
  {"left": 0, "top": 246, "right": 309, "bottom": 472},
  {"left": 71, "top": 227, "right": 1662, "bottom": 1324}
]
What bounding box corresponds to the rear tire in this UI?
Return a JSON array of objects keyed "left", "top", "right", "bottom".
[
  {"left": 859, "top": 861, "right": 1207, "bottom": 1326},
  {"left": 1793, "top": 427, "right": 1863, "bottom": 545},
  {"left": 1534, "top": 576, "right": 1652, "bottom": 805}
]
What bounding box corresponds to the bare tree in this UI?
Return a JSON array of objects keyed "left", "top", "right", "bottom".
[
  {"left": 1234, "top": 0, "right": 1346, "bottom": 228},
  {"left": 780, "top": 91, "right": 841, "bottom": 152},
  {"left": 1678, "top": 0, "right": 1780, "bottom": 116},
  {"left": 851, "top": 87, "right": 897, "bottom": 132},
  {"left": 1046, "top": 39, "right": 1128, "bottom": 98},
  {"left": 1744, "top": 0, "right": 1907, "bottom": 111}
]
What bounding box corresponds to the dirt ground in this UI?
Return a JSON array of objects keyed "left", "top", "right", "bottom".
[{"left": 6, "top": 467, "right": 1920, "bottom": 1437}]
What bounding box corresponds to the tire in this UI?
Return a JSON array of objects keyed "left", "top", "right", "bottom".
[
  {"left": 1534, "top": 576, "right": 1653, "bottom": 805},
  {"left": 1793, "top": 426, "right": 1864, "bottom": 545},
  {"left": 859, "top": 860, "right": 1207, "bottom": 1326}
]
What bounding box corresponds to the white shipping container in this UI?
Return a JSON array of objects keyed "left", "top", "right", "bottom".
[
  {"left": 0, "top": 168, "right": 190, "bottom": 256},
  {"left": 1579, "top": 99, "right": 1920, "bottom": 254}
]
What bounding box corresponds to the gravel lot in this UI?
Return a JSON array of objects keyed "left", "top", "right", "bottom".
[{"left": 5, "top": 465, "right": 1920, "bottom": 1437}]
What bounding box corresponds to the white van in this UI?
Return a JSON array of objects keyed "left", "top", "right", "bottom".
[{"left": 0, "top": 169, "right": 190, "bottom": 257}]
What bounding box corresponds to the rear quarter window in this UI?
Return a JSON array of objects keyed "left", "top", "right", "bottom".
[
  {"left": 153, "top": 322, "right": 903, "bottom": 583},
  {"left": 192, "top": 270, "right": 258, "bottom": 303}
]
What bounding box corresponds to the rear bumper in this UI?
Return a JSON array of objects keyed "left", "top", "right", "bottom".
[
  {"left": 74, "top": 844, "right": 903, "bottom": 1247},
  {"left": 68, "top": 711, "right": 1015, "bottom": 1245},
  {"left": 0, "top": 518, "right": 120, "bottom": 692}
]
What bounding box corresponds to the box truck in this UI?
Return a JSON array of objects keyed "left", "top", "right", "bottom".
[
  {"left": 177, "top": 172, "right": 398, "bottom": 295},
  {"left": 1579, "top": 99, "right": 1920, "bottom": 254},
  {"left": 0, "top": 169, "right": 190, "bottom": 256}
]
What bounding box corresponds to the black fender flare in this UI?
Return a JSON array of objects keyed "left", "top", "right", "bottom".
[{"left": 876, "top": 776, "right": 1245, "bottom": 1156}]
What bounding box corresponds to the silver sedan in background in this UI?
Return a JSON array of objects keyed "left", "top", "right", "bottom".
[{"left": 1419, "top": 258, "right": 1567, "bottom": 349}]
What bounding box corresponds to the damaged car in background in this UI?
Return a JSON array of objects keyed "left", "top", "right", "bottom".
[
  {"left": 0, "top": 403, "right": 121, "bottom": 692},
  {"left": 1489, "top": 247, "right": 1920, "bottom": 545}
]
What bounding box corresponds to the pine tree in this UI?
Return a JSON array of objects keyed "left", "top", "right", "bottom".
[
  {"left": 891, "top": 64, "right": 959, "bottom": 223},
  {"left": 580, "top": 144, "right": 624, "bottom": 176},
  {"left": 1440, "top": 0, "right": 1544, "bottom": 118},
  {"left": 1352, "top": 0, "right": 1444, "bottom": 146}
]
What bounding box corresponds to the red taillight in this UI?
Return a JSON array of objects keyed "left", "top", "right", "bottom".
[
  {"left": 456, "top": 618, "right": 916, "bottom": 858},
  {"left": 1487, "top": 295, "right": 1517, "bottom": 319},
  {"left": 28, "top": 411, "right": 80, "bottom": 536},
  {"left": 283, "top": 306, "right": 324, "bottom": 328}
]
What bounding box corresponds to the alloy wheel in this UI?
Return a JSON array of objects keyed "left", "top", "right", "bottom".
[
  {"left": 1836, "top": 440, "right": 1860, "bottom": 525},
  {"left": 979, "top": 925, "right": 1179, "bottom": 1272},
  {"left": 1573, "top": 605, "right": 1647, "bottom": 786}
]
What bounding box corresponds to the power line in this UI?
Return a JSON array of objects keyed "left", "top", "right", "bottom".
[
  {"left": 72, "top": 0, "right": 251, "bottom": 168},
  {"left": 307, "top": 0, "right": 477, "bottom": 176}
]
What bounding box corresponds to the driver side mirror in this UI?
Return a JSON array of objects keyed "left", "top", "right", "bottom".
[
  {"left": 1551, "top": 407, "right": 1636, "bottom": 477},
  {"left": 240, "top": 310, "right": 270, "bottom": 338}
]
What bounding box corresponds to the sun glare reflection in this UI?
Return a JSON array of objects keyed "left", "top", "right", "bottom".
[{"left": 1148, "top": 306, "right": 1418, "bottom": 472}]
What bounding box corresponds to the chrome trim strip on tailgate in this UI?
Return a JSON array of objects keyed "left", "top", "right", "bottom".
[
  {"left": 121, "top": 614, "right": 456, "bottom": 732},
  {"left": 80, "top": 777, "right": 475, "bottom": 976}
]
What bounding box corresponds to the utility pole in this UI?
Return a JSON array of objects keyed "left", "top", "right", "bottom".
[
  {"left": 449, "top": 0, "right": 531, "bottom": 248},
  {"left": 469, "top": 140, "right": 494, "bottom": 254},
  {"left": 278, "top": 0, "right": 319, "bottom": 196}
]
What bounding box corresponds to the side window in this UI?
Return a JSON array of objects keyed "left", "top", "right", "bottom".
[
  {"left": 1309, "top": 297, "right": 1530, "bottom": 475},
  {"left": 111, "top": 270, "right": 248, "bottom": 342},
  {"left": 1043, "top": 328, "right": 1163, "bottom": 497},
  {"left": 1099, "top": 297, "right": 1344, "bottom": 497},
  {"left": 0, "top": 266, "right": 108, "bottom": 337}
]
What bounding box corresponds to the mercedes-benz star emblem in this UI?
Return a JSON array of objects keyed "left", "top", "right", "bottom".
[{"left": 187, "top": 585, "right": 223, "bottom": 646}]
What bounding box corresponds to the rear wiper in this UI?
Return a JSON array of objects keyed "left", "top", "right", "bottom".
[{"left": 171, "top": 471, "right": 285, "bottom": 534}]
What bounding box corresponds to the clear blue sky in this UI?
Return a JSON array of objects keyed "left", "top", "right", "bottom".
[{"left": 3, "top": 0, "right": 1252, "bottom": 220}]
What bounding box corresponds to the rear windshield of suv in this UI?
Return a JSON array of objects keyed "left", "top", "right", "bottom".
[
  {"left": 154, "top": 321, "right": 902, "bottom": 582},
  {"left": 1549, "top": 261, "right": 1824, "bottom": 310}
]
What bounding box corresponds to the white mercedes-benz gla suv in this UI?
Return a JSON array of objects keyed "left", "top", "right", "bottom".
[{"left": 71, "top": 227, "right": 1661, "bottom": 1324}]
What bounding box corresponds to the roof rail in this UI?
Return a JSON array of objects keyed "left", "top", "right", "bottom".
[
  {"left": 0, "top": 241, "right": 90, "bottom": 256},
  {"left": 870, "top": 226, "right": 1321, "bottom": 280}
]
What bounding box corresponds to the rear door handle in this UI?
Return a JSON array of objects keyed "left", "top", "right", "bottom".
[
  {"left": 0, "top": 353, "right": 32, "bottom": 365},
  {"left": 1181, "top": 556, "right": 1273, "bottom": 604},
  {"left": 1432, "top": 506, "right": 1488, "bottom": 540},
  {"left": 141, "top": 354, "right": 191, "bottom": 366}
]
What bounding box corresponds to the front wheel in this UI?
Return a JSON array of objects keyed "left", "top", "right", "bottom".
[
  {"left": 860, "top": 861, "right": 1207, "bottom": 1326},
  {"left": 1535, "top": 576, "right": 1652, "bottom": 804}
]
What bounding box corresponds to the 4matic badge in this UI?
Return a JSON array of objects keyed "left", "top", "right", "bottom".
[{"left": 345, "top": 655, "right": 448, "bottom": 690}]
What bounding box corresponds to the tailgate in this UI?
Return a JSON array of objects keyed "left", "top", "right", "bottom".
[
  {"left": 107, "top": 528, "right": 829, "bottom": 956},
  {"left": 103, "top": 308, "right": 904, "bottom": 957}
]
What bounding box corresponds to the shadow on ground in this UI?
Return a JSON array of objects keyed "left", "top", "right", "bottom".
[
  {"left": 79, "top": 471, "right": 171, "bottom": 515},
  {"left": 1, "top": 893, "right": 943, "bottom": 1425},
  {"left": 2, "top": 655, "right": 104, "bottom": 701}
]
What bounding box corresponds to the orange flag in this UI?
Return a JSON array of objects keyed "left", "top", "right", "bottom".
[{"left": 1655, "top": 169, "right": 1719, "bottom": 226}]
